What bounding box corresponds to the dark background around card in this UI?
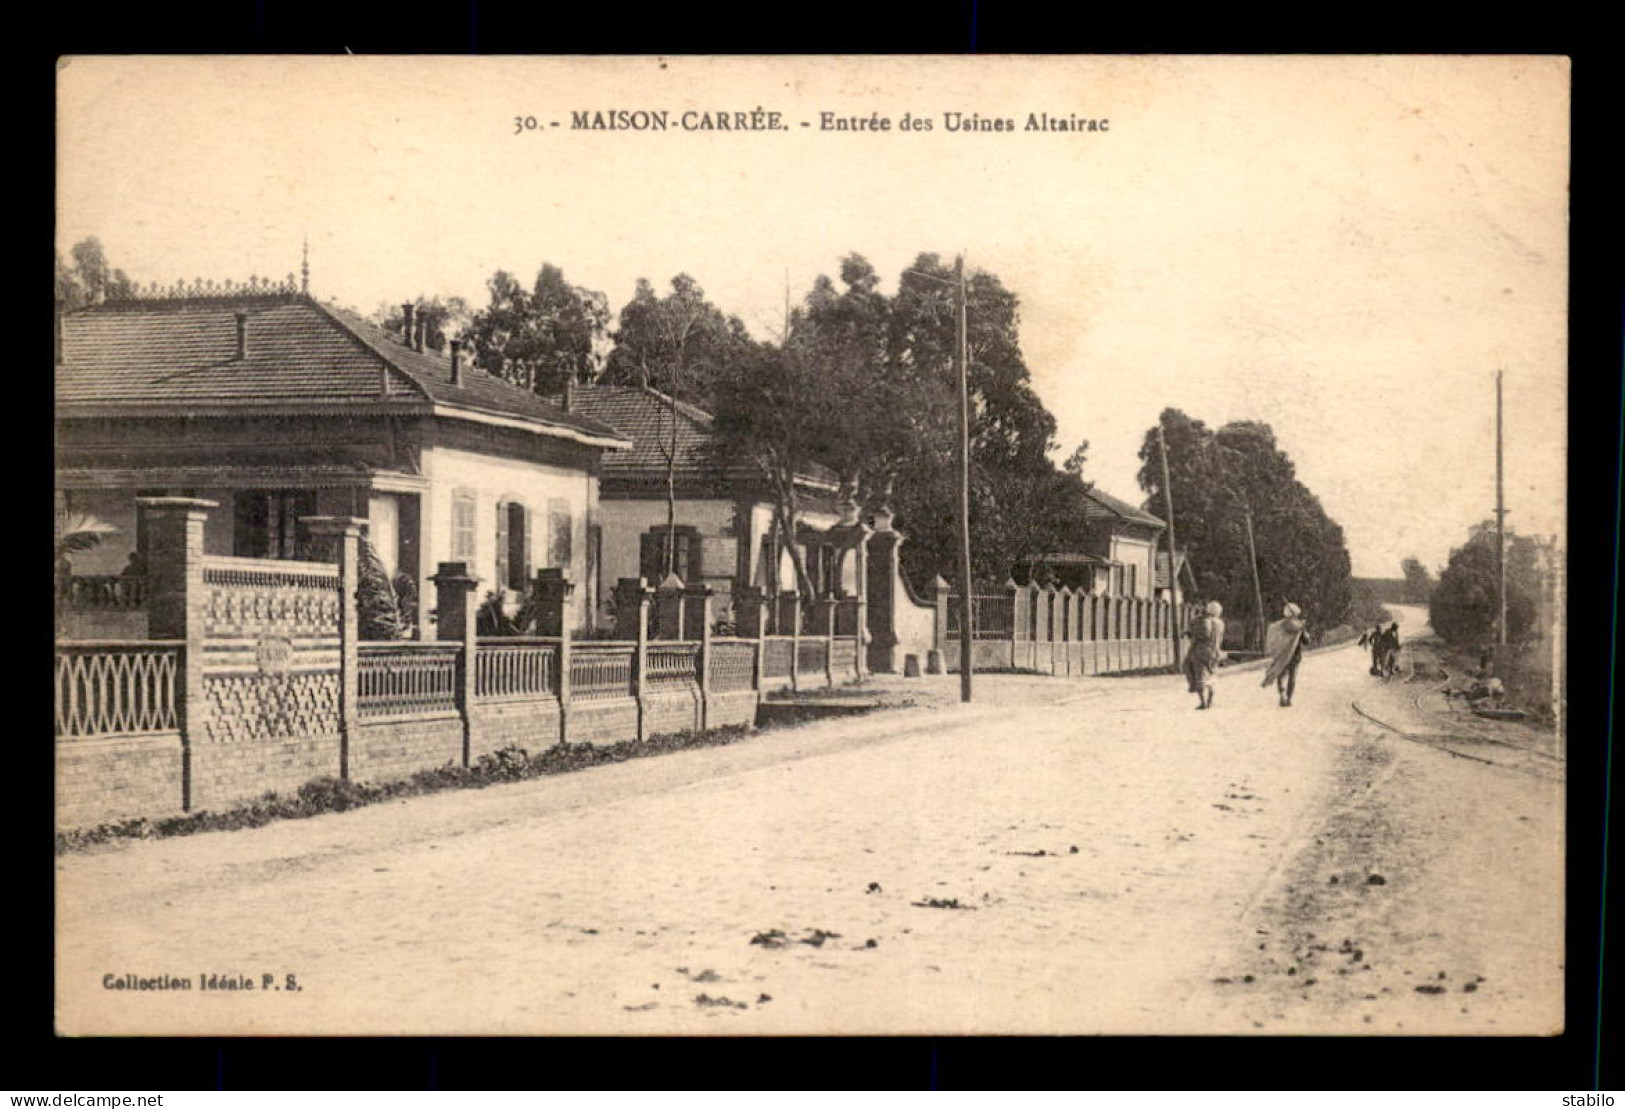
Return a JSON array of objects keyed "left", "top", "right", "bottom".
[{"left": 30, "top": 4, "right": 1621, "bottom": 1092}]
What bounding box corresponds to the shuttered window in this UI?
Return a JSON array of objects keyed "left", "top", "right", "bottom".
[
  {"left": 496, "top": 499, "right": 530, "bottom": 592},
  {"left": 450, "top": 489, "right": 478, "bottom": 563}
]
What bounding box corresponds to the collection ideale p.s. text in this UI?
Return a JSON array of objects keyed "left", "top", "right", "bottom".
[{"left": 103, "top": 972, "right": 303, "bottom": 992}]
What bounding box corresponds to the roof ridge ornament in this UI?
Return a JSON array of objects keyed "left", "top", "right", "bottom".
[{"left": 109, "top": 273, "right": 302, "bottom": 302}]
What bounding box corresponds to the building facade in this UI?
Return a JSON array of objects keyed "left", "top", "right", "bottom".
[{"left": 55, "top": 286, "right": 630, "bottom": 638}]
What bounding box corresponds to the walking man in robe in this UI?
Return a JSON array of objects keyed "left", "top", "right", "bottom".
[
  {"left": 1183, "top": 600, "right": 1226, "bottom": 710},
  {"left": 1262, "top": 602, "right": 1308, "bottom": 707}
]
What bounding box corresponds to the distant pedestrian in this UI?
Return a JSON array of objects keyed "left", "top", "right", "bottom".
[
  {"left": 1365, "top": 624, "right": 1385, "bottom": 674},
  {"left": 1183, "top": 600, "right": 1225, "bottom": 710},
  {"left": 1384, "top": 622, "right": 1403, "bottom": 678},
  {"left": 1262, "top": 602, "right": 1308, "bottom": 707}
]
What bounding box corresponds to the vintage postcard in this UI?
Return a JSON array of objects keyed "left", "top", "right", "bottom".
[{"left": 54, "top": 55, "right": 1569, "bottom": 1036}]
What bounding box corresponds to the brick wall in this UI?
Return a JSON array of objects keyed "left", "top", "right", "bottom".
[
  {"left": 56, "top": 733, "right": 185, "bottom": 828},
  {"left": 189, "top": 732, "right": 342, "bottom": 812},
  {"left": 471, "top": 700, "right": 561, "bottom": 759},
  {"left": 352, "top": 714, "right": 464, "bottom": 782}
]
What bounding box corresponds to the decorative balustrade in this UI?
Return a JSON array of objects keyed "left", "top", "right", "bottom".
[
  {"left": 571, "top": 643, "right": 635, "bottom": 701},
  {"left": 57, "top": 575, "right": 149, "bottom": 609},
  {"left": 357, "top": 642, "right": 459, "bottom": 717},
  {"left": 762, "top": 637, "right": 795, "bottom": 679},
  {"left": 475, "top": 639, "right": 558, "bottom": 702},
  {"left": 708, "top": 639, "right": 758, "bottom": 692},
  {"left": 55, "top": 641, "right": 181, "bottom": 738},
  {"left": 646, "top": 642, "right": 700, "bottom": 689}
]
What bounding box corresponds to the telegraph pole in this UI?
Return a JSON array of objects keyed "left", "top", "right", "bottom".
[
  {"left": 1156, "top": 423, "right": 1183, "bottom": 667},
  {"left": 1495, "top": 370, "right": 1507, "bottom": 646},
  {"left": 1242, "top": 506, "right": 1266, "bottom": 651},
  {"left": 954, "top": 254, "right": 973, "bottom": 703}
]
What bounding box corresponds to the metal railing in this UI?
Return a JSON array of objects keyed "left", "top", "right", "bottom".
[
  {"left": 762, "top": 637, "right": 794, "bottom": 679},
  {"left": 708, "top": 639, "right": 757, "bottom": 692},
  {"left": 945, "top": 595, "right": 1015, "bottom": 639},
  {"left": 357, "top": 642, "right": 459, "bottom": 717},
  {"left": 476, "top": 638, "right": 558, "bottom": 701},
  {"left": 55, "top": 641, "right": 181, "bottom": 738},
  {"left": 796, "top": 638, "right": 828, "bottom": 675}
]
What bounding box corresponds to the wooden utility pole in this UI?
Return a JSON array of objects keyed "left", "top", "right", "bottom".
[
  {"left": 954, "top": 254, "right": 973, "bottom": 703},
  {"left": 1242, "top": 506, "right": 1266, "bottom": 651},
  {"left": 1495, "top": 370, "right": 1507, "bottom": 646},
  {"left": 1156, "top": 423, "right": 1183, "bottom": 667}
]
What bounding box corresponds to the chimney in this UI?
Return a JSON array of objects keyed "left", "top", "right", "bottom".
[
  {"left": 562, "top": 371, "right": 576, "bottom": 412},
  {"left": 414, "top": 317, "right": 426, "bottom": 353},
  {"left": 449, "top": 339, "right": 464, "bottom": 386},
  {"left": 401, "top": 303, "right": 415, "bottom": 345},
  {"left": 234, "top": 311, "right": 248, "bottom": 360}
]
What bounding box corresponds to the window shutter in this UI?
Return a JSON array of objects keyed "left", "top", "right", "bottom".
[
  {"left": 495, "top": 501, "right": 510, "bottom": 594},
  {"left": 521, "top": 504, "right": 533, "bottom": 590}
]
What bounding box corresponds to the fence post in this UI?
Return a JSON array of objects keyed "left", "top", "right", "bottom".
[
  {"left": 817, "top": 595, "right": 838, "bottom": 687},
  {"left": 929, "top": 575, "right": 951, "bottom": 673},
  {"left": 1009, "top": 579, "right": 1029, "bottom": 670},
  {"left": 613, "top": 577, "right": 649, "bottom": 641},
  {"left": 614, "top": 579, "right": 653, "bottom": 740},
  {"left": 531, "top": 568, "right": 574, "bottom": 745},
  {"left": 138, "top": 496, "right": 217, "bottom": 812},
  {"left": 655, "top": 573, "right": 686, "bottom": 642},
  {"left": 781, "top": 590, "right": 801, "bottom": 692},
  {"left": 430, "top": 561, "right": 480, "bottom": 767},
  {"left": 737, "top": 586, "right": 768, "bottom": 693},
  {"left": 305, "top": 516, "right": 365, "bottom": 780},
  {"left": 693, "top": 586, "right": 714, "bottom": 731}
]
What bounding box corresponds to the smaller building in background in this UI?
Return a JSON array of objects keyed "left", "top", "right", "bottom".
[
  {"left": 565, "top": 383, "right": 861, "bottom": 622},
  {"left": 1018, "top": 485, "right": 1167, "bottom": 598}
]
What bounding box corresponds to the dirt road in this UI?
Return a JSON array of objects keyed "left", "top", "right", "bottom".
[{"left": 56, "top": 611, "right": 1562, "bottom": 1036}]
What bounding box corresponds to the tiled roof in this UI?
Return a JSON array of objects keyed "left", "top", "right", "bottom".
[
  {"left": 1081, "top": 485, "right": 1165, "bottom": 530},
  {"left": 55, "top": 294, "right": 629, "bottom": 448},
  {"left": 566, "top": 384, "right": 719, "bottom": 476},
  {"left": 568, "top": 383, "right": 840, "bottom": 488}
]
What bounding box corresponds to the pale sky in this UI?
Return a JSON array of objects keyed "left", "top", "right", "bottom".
[{"left": 56, "top": 55, "right": 1570, "bottom": 577}]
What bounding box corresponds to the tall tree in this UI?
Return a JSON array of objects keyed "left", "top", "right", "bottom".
[
  {"left": 708, "top": 338, "right": 830, "bottom": 598},
  {"left": 1138, "top": 410, "right": 1356, "bottom": 642},
  {"left": 604, "top": 275, "right": 750, "bottom": 578},
  {"left": 464, "top": 264, "right": 609, "bottom": 392},
  {"left": 1400, "top": 556, "right": 1437, "bottom": 604},
  {"left": 1430, "top": 523, "right": 1545, "bottom": 649},
  {"left": 56, "top": 237, "right": 134, "bottom": 310}
]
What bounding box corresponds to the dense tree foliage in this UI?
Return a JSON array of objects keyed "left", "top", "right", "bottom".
[
  {"left": 56, "top": 238, "right": 134, "bottom": 310},
  {"left": 1400, "top": 556, "right": 1437, "bottom": 604},
  {"left": 1429, "top": 524, "right": 1547, "bottom": 649},
  {"left": 463, "top": 265, "right": 610, "bottom": 392},
  {"left": 1138, "top": 409, "right": 1354, "bottom": 643},
  {"left": 602, "top": 274, "right": 750, "bottom": 407}
]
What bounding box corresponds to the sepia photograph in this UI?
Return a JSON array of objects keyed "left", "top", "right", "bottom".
[{"left": 53, "top": 54, "right": 1570, "bottom": 1038}]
